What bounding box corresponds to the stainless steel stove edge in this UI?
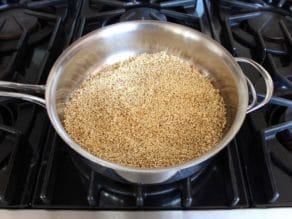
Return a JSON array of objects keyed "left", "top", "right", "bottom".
[{"left": 0, "top": 208, "right": 292, "bottom": 219}]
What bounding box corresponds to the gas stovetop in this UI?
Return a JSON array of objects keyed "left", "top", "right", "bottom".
[{"left": 0, "top": 0, "right": 292, "bottom": 210}]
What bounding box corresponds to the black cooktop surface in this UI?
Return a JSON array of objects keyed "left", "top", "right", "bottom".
[{"left": 0, "top": 0, "right": 292, "bottom": 210}]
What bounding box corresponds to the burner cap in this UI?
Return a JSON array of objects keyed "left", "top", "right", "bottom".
[
  {"left": 247, "top": 12, "right": 290, "bottom": 41},
  {"left": 119, "top": 7, "right": 167, "bottom": 22},
  {"left": 0, "top": 9, "right": 39, "bottom": 40}
]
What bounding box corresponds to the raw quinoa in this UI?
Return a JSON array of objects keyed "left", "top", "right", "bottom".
[{"left": 63, "top": 52, "right": 227, "bottom": 168}]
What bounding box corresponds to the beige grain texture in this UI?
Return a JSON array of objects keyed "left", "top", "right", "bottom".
[{"left": 63, "top": 52, "right": 227, "bottom": 168}]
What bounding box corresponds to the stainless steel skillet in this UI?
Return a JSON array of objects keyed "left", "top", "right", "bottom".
[{"left": 0, "top": 21, "right": 273, "bottom": 184}]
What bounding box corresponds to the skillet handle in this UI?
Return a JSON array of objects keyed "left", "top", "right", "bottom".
[
  {"left": 234, "top": 57, "right": 274, "bottom": 114},
  {"left": 0, "top": 81, "right": 46, "bottom": 107}
]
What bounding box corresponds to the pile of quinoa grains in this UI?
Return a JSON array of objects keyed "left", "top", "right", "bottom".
[{"left": 63, "top": 52, "right": 227, "bottom": 168}]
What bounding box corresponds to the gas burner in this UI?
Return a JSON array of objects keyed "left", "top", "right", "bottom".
[
  {"left": 247, "top": 12, "right": 291, "bottom": 42},
  {"left": 66, "top": 143, "right": 219, "bottom": 208},
  {"left": 70, "top": 149, "right": 212, "bottom": 207},
  {"left": 79, "top": 0, "right": 202, "bottom": 37},
  {"left": 89, "top": 167, "right": 210, "bottom": 207},
  {"left": 0, "top": 9, "right": 39, "bottom": 40},
  {"left": 119, "top": 7, "right": 167, "bottom": 21}
]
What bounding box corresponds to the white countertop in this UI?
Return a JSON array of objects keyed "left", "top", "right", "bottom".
[{"left": 1, "top": 208, "right": 292, "bottom": 219}]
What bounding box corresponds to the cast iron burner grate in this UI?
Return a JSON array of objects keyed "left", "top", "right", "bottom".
[
  {"left": 217, "top": 0, "right": 292, "bottom": 60},
  {"left": 212, "top": 0, "right": 292, "bottom": 90},
  {"left": 2, "top": 0, "right": 292, "bottom": 210},
  {"left": 0, "top": 0, "right": 71, "bottom": 82},
  {"left": 236, "top": 91, "right": 292, "bottom": 206},
  {"left": 0, "top": 0, "right": 74, "bottom": 208},
  {"left": 204, "top": 0, "right": 292, "bottom": 207},
  {"left": 0, "top": 100, "right": 47, "bottom": 207}
]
